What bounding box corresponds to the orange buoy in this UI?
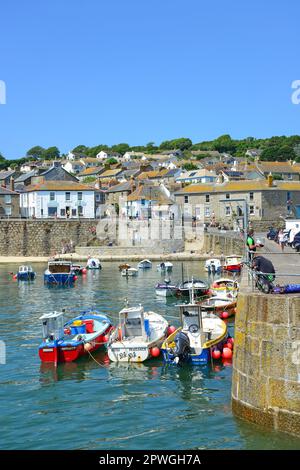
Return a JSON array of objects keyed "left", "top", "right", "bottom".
[
  {"left": 221, "top": 311, "right": 229, "bottom": 319},
  {"left": 167, "top": 325, "right": 176, "bottom": 336},
  {"left": 212, "top": 349, "right": 221, "bottom": 360},
  {"left": 150, "top": 347, "right": 160, "bottom": 358},
  {"left": 222, "top": 347, "right": 233, "bottom": 359}
]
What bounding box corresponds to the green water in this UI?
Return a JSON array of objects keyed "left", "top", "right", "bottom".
[{"left": 0, "top": 261, "right": 299, "bottom": 450}]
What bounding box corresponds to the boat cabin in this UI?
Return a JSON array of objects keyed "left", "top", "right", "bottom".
[
  {"left": 118, "top": 306, "right": 150, "bottom": 340},
  {"left": 40, "top": 311, "right": 65, "bottom": 341},
  {"left": 47, "top": 261, "right": 72, "bottom": 274},
  {"left": 18, "top": 265, "right": 34, "bottom": 273},
  {"left": 179, "top": 304, "right": 208, "bottom": 346}
]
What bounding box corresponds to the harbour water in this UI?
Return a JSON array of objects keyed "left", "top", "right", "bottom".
[{"left": 0, "top": 261, "right": 300, "bottom": 450}]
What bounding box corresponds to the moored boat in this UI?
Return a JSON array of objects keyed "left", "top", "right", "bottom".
[
  {"left": 71, "top": 264, "right": 87, "bottom": 275},
  {"left": 177, "top": 279, "right": 209, "bottom": 297},
  {"left": 16, "top": 265, "right": 36, "bottom": 281},
  {"left": 210, "top": 278, "right": 239, "bottom": 299},
  {"left": 161, "top": 299, "right": 228, "bottom": 366},
  {"left": 199, "top": 296, "right": 237, "bottom": 318},
  {"left": 157, "top": 262, "right": 173, "bottom": 273},
  {"left": 86, "top": 257, "right": 102, "bottom": 270},
  {"left": 205, "top": 258, "right": 222, "bottom": 275},
  {"left": 121, "top": 267, "right": 139, "bottom": 277},
  {"left": 155, "top": 280, "right": 177, "bottom": 297},
  {"left": 223, "top": 255, "right": 242, "bottom": 273},
  {"left": 44, "top": 261, "right": 76, "bottom": 286},
  {"left": 107, "top": 305, "right": 168, "bottom": 363},
  {"left": 39, "top": 309, "right": 113, "bottom": 364},
  {"left": 138, "top": 259, "right": 152, "bottom": 269}
]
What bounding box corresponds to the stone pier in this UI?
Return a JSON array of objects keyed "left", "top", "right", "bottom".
[{"left": 232, "top": 290, "right": 300, "bottom": 437}]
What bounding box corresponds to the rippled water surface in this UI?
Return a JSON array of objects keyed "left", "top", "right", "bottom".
[{"left": 0, "top": 261, "right": 299, "bottom": 450}]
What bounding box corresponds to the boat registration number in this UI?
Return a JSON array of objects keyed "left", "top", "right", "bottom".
[{"left": 43, "top": 348, "right": 54, "bottom": 352}]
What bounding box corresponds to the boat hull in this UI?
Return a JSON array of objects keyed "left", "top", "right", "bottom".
[
  {"left": 17, "top": 272, "right": 35, "bottom": 280},
  {"left": 224, "top": 265, "right": 241, "bottom": 273},
  {"left": 44, "top": 273, "right": 75, "bottom": 285},
  {"left": 108, "top": 336, "right": 165, "bottom": 363}
]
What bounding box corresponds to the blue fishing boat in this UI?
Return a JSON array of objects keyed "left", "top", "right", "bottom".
[
  {"left": 17, "top": 265, "right": 36, "bottom": 281},
  {"left": 44, "top": 260, "right": 76, "bottom": 286},
  {"left": 161, "top": 287, "right": 228, "bottom": 365}
]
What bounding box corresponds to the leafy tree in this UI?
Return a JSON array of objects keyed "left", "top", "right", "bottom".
[
  {"left": 26, "top": 146, "right": 45, "bottom": 159},
  {"left": 106, "top": 157, "right": 118, "bottom": 165},
  {"left": 213, "top": 135, "right": 237, "bottom": 154},
  {"left": 83, "top": 176, "right": 96, "bottom": 184},
  {"left": 182, "top": 162, "right": 198, "bottom": 171},
  {"left": 160, "top": 138, "right": 192, "bottom": 151},
  {"left": 111, "top": 143, "right": 130, "bottom": 155},
  {"left": 72, "top": 145, "right": 88, "bottom": 154},
  {"left": 43, "top": 146, "right": 60, "bottom": 160},
  {"left": 0, "top": 151, "right": 5, "bottom": 161}
]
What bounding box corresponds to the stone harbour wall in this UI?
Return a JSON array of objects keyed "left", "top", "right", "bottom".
[
  {"left": 232, "top": 291, "right": 300, "bottom": 437},
  {"left": 0, "top": 220, "right": 99, "bottom": 256},
  {"left": 203, "top": 232, "right": 244, "bottom": 256}
]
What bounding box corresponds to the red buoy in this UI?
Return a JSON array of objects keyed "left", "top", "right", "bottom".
[
  {"left": 227, "top": 337, "right": 234, "bottom": 346},
  {"left": 167, "top": 325, "right": 176, "bottom": 336},
  {"left": 224, "top": 342, "right": 233, "bottom": 350},
  {"left": 82, "top": 268, "right": 87, "bottom": 274},
  {"left": 13, "top": 274, "right": 17, "bottom": 280},
  {"left": 212, "top": 349, "right": 221, "bottom": 360},
  {"left": 150, "top": 347, "right": 160, "bottom": 358},
  {"left": 222, "top": 347, "right": 233, "bottom": 359},
  {"left": 74, "top": 275, "right": 78, "bottom": 281},
  {"left": 221, "top": 311, "right": 229, "bottom": 319}
]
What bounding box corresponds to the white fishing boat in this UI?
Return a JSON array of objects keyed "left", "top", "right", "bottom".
[
  {"left": 210, "top": 278, "right": 239, "bottom": 299},
  {"left": 205, "top": 258, "right": 222, "bottom": 275},
  {"left": 86, "top": 257, "right": 102, "bottom": 270},
  {"left": 107, "top": 305, "right": 168, "bottom": 363},
  {"left": 199, "top": 296, "right": 237, "bottom": 318},
  {"left": 137, "top": 259, "right": 152, "bottom": 269},
  {"left": 121, "top": 267, "right": 139, "bottom": 277},
  {"left": 157, "top": 262, "right": 173, "bottom": 273},
  {"left": 155, "top": 280, "right": 177, "bottom": 297}
]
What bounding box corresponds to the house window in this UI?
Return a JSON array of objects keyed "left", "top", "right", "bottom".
[
  {"left": 48, "top": 207, "right": 57, "bottom": 217},
  {"left": 205, "top": 207, "right": 210, "bottom": 217},
  {"left": 72, "top": 209, "right": 77, "bottom": 217},
  {"left": 4, "top": 195, "right": 11, "bottom": 204},
  {"left": 226, "top": 194, "right": 230, "bottom": 200},
  {"left": 141, "top": 199, "right": 145, "bottom": 205},
  {"left": 287, "top": 173, "right": 292, "bottom": 180},
  {"left": 50, "top": 192, "right": 55, "bottom": 201},
  {"left": 249, "top": 205, "right": 255, "bottom": 215},
  {"left": 77, "top": 192, "right": 83, "bottom": 201},
  {"left": 5, "top": 206, "right": 12, "bottom": 216},
  {"left": 65, "top": 192, "right": 71, "bottom": 201},
  {"left": 78, "top": 206, "right": 83, "bottom": 216},
  {"left": 184, "top": 196, "right": 189, "bottom": 204},
  {"left": 60, "top": 209, "right": 65, "bottom": 217},
  {"left": 205, "top": 195, "right": 210, "bottom": 203},
  {"left": 249, "top": 192, "right": 254, "bottom": 201},
  {"left": 225, "top": 206, "right": 231, "bottom": 216},
  {"left": 96, "top": 194, "right": 101, "bottom": 202}
]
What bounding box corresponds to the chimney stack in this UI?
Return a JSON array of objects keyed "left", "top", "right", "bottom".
[
  {"left": 267, "top": 172, "right": 274, "bottom": 187},
  {"left": 10, "top": 177, "right": 14, "bottom": 192}
]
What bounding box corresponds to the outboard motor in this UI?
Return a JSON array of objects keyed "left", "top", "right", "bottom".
[{"left": 172, "top": 331, "right": 191, "bottom": 365}]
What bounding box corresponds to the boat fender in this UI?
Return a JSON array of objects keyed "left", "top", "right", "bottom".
[
  {"left": 221, "top": 311, "right": 229, "bottom": 319},
  {"left": 212, "top": 349, "right": 221, "bottom": 360},
  {"left": 150, "top": 347, "right": 160, "bottom": 358},
  {"left": 222, "top": 347, "right": 233, "bottom": 359},
  {"left": 64, "top": 328, "right": 71, "bottom": 335},
  {"left": 84, "top": 342, "right": 93, "bottom": 352},
  {"left": 167, "top": 325, "right": 176, "bottom": 336},
  {"left": 118, "top": 327, "right": 122, "bottom": 341}
]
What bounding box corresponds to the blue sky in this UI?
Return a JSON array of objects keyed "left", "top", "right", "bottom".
[{"left": 0, "top": 0, "right": 300, "bottom": 158}]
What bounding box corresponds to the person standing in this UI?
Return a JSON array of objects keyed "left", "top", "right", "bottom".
[
  {"left": 246, "top": 229, "right": 256, "bottom": 261},
  {"left": 278, "top": 229, "right": 285, "bottom": 252}
]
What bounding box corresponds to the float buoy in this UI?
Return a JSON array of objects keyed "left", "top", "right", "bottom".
[
  {"left": 227, "top": 337, "right": 234, "bottom": 346},
  {"left": 82, "top": 268, "right": 87, "bottom": 274},
  {"left": 84, "top": 342, "right": 93, "bottom": 352},
  {"left": 150, "top": 347, "right": 160, "bottom": 358},
  {"left": 167, "top": 325, "right": 176, "bottom": 336},
  {"left": 221, "top": 311, "right": 229, "bottom": 319},
  {"left": 212, "top": 349, "right": 221, "bottom": 360},
  {"left": 74, "top": 275, "right": 78, "bottom": 281},
  {"left": 118, "top": 327, "right": 122, "bottom": 341},
  {"left": 224, "top": 342, "right": 233, "bottom": 350},
  {"left": 222, "top": 347, "right": 233, "bottom": 359}
]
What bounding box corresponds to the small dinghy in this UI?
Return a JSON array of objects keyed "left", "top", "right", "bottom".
[
  {"left": 86, "top": 257, "right": 102, "bottom": 270},
  {"left": 16, "top": 265, "right": 36, "bottom": 281},
  {"left": 71, "top": 264, "right": 87, "bottom": 275},
  {"left": 44, "top": 261, "right": 76, "bottom": 286},
  {"left": 223, "top": 255, "right": 242, "bottom": 273},
  {"left": 138, "top": 259, "right": 152, "bottom": 269},
  {"left": 39, "top": 309, "right": 113, "bottom": 364},
  {"left": 157, "top": 262, "right": 173, "bottom": 273},
  {"left": 119, "top": 263, "right": 131, "bottom": 271},
  {"left": 155, "top": 280, "right": 177, "bottom": 297},
  {"left": 211, "top": 278, "right": 239, "bottom": 299},
  {"left": 161, "top": 288, "right": 228, "bottom": 365},
  {"left": 121, "top": 267, "right": 139, "bottom": 277},
  {"left": 177, "top": 279, "right": 209, "bottom": 297},
  {"left": 199, "top": 296, "right": 237, "bottom": 318},
  {"left": 205, "top": 258, "right": 222, "bottom": 275},
  {"left": 107, "top": 305, "right": 168, "bottom": 363}
]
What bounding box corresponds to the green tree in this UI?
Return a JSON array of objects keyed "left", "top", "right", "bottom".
[
  {"left": 26, "top": 146, "right": 45, "bottom": 159},
  {"left": 0, "top": 151, "right": 5, "bottom": 161},
  {"left": 182, "top": 162, "right": 198, "bottom": 171},
  {"left": 213, "top": 135, "right": 237, "bottom": 154},
  {"left": 160, "top": 138, "right": 192, "bottom": 151},
  {"left": 72, "top": 145, "right": 88, "bottom": 154},
  {"left": 43, "top": 146, "right": 60, "bottom": 160},
  {"left": 106, "top": 157, "right": 118, "bottom": 165},
  {"left": 111, "top": 143, "right": 130, "bottom": 155}
]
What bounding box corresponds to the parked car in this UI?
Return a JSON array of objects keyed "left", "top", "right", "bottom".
[{"left": 267, "top": 227, "right": 277, "bottom": 241}]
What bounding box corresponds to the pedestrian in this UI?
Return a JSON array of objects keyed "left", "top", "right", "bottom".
[
  {"left": 278, "top": 229, "right": 285, "bottom": 252},
  {"left": 252, "top": 255, "right": 276, "bottom": 282},
  {"left": 246, "top": 229, "right": 257, "bottom": 261}
]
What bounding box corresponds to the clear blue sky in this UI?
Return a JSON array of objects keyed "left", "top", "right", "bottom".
[{"left": 1, "top": 0, "right": 300, "bottom": 158}]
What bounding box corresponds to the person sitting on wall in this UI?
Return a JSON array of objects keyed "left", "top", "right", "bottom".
[{"left": 251, "top": 255, "right": 276, "bottom": 283}]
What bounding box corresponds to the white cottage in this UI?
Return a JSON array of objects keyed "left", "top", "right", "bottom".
[{"left": 20, "top": 181, "right": 95, "bottom": 219}]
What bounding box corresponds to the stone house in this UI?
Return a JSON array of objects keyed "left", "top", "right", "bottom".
[
  {"left": 125, "top": 183, "right": 179, "bottom": 220},
  {"left": 175, "top": 179, "right": 300, "bottom": 226},
  {"left": 0, "top": 186, "right": 20, "bottom": 218}
]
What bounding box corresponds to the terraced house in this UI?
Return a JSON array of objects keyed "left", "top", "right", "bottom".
[
  {"left": 0, "top": 186, "right": 19, "bottom": 218},
  {"left": 175, "top": 178, "right": 300, "bottom": 227}
]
